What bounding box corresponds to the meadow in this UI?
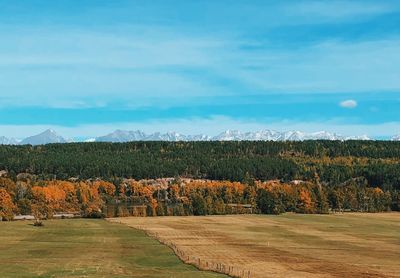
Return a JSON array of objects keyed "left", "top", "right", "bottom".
[
  {"left": 1, "top": 214, "right": 399, "bottom": 278},
  {"left": 112, "top": 213, "right": 400, "bottom": 278},
  {"left": 0, "top": 219, "right": 225, "bottom": 278}
]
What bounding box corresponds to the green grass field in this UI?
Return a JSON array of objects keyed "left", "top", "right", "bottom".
[{"left": 0, "top": 219, "right": 225, "bottom": 278}]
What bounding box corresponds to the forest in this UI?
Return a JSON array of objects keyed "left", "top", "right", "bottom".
[
  {"left": 0, "top": 176, "right": 396, "bottom": 221},
  {"left": 0, "top": 140, "right": 399, "bottom": 220}
]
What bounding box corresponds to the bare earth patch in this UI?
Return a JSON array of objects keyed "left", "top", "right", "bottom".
[{"left": 109, "top": 213, "right": 400, "bottom": 278}]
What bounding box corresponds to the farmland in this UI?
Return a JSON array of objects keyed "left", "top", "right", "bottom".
[
  {"left": 0, "top": 219, "right": 225, "bottom": 278},
  {"left": 112, "top": 213, "right": 400, "bottom": 278}
]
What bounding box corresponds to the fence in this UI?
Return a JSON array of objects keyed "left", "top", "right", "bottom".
[{"left": 134, "top": 224, "right": 252, "bottom": 278}]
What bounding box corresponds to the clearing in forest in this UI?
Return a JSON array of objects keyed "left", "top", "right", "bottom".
[{"left": 111, "top": 213, "right": 400, "bottom": 278}]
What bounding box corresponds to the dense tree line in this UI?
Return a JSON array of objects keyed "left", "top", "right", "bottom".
[
  {"left": 0, "top": 176, "right": 397, "bottom": 221},
  {"left": 0, "top": 141, "right": 399, "bottom": 191},
  {"left": 0, "top": 141, "right": 400, "bottom": 220}
]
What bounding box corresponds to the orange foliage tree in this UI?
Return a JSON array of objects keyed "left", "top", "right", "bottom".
[
  {"left": 77, "top": 181, "right": 104, "bottom": 217},
  {"left": 0, "top": 188, "right": 17, "bottom": 221},
  {"left": 297, "top": 188, "right": 315, "bottom": 214},
  {"left": 31, "top": 186, "right": 52, "bottom": 221}
]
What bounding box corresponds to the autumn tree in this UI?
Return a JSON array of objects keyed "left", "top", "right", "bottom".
[
  {"left": 0, "top": 177, "right": 17, "bottom": 199},
  {"left": 0, "top": 188, "right": 17, "bottom": 221},
  {"left": 31, "top": 186, "right": 52, "bottom": 223},
  {"left": 77, "top": 181, "right": 104, "bottom": 218},
  {"left": 297, "top": 188, "right": 315, "bottom": 214}
]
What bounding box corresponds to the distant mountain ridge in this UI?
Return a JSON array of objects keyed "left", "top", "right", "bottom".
[
  {"left": 1, "top": 129, "right": 394, "bottom": 146},
  {"left": 96, "top": 129, "right": 371, "bottom": 142},
  {"left": 19, "top": 129, "right": 67, "bottom": 145},
  {"left": 96, "top": 130, "right": 211, "bottom": 142},
  {"left": 392, "top": 135, "right": 400, "bottom": 141},
  {"left": 0, "top": 136, "right": 19, "bottom": 145}
]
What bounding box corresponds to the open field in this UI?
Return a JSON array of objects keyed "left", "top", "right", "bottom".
[
  {"left": 111, "top": 213, "right": 400, "bottom": 278},
  {"left": 0, "top": 219, "right": 225, "bottom": 278}
]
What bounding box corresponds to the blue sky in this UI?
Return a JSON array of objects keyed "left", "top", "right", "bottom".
[{"left": 0, "top": 0, "right": 399, "bottom": 138}]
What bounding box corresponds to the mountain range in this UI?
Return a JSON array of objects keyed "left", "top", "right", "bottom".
[
  {"left": 0, "top": 136, "right": 19, "bottom": 145},
  {"left": 392, "top": 134, "right": 400, "bottom": 141},
  {"left": 19, "top": 129, "right": 68, "bottom": 145},
  {"left": 1, "top": 129, "right": 396, "bottom": 145}
]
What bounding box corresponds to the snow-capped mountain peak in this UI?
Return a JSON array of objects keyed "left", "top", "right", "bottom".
[
  {"left": 214, "top": 130, "right": 243, "bottom": 141},
  {"left": 345, "top": 134, "right": 371, "bottom": 141},
  {"left": 0, "top": 129, "right": 381, "bottom": 145},
  {"left": 96, "top": 130, "right": 147, "bottom": 142},
  {"left": 0, "top": 136, "right": 19, "bottom": 145},
  {"left": 94, "top": 129, "right": 373, "bottom": 142},
  {"left": 19, "top": 129, "right": 67, "bottom": 145},
  {"left": 392, "top": 135, "right": 400, "bottom": 141}
]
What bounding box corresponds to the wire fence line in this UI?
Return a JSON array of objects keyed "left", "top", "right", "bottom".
[{"left": 134, "top": 224, "right": 252, "bottom": 278}]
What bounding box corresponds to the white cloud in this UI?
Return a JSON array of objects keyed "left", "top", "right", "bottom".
[
  {"left": 340, "top": 99, "right": 358, "bottom": 108},
  {"left": 1, "top": 25, "right": 400, "bottom": 107},
  {"left": 232, "top": 39, "right": 400, "bottom": 94}
]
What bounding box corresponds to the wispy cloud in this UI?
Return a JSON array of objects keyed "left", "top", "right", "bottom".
[
  {"left": 3, "top": 31, "right": 399, "bottom": 105},
  {"left": 340, "top": 99, "right": 358, "bottom": 109},
  {"left": 0, "top": 1, "right": 399, "bottom": 136}
]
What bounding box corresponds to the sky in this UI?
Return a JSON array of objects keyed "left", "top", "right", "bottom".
[{"left": 0, "top": 0, "right": 400, "bottom": 139}]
